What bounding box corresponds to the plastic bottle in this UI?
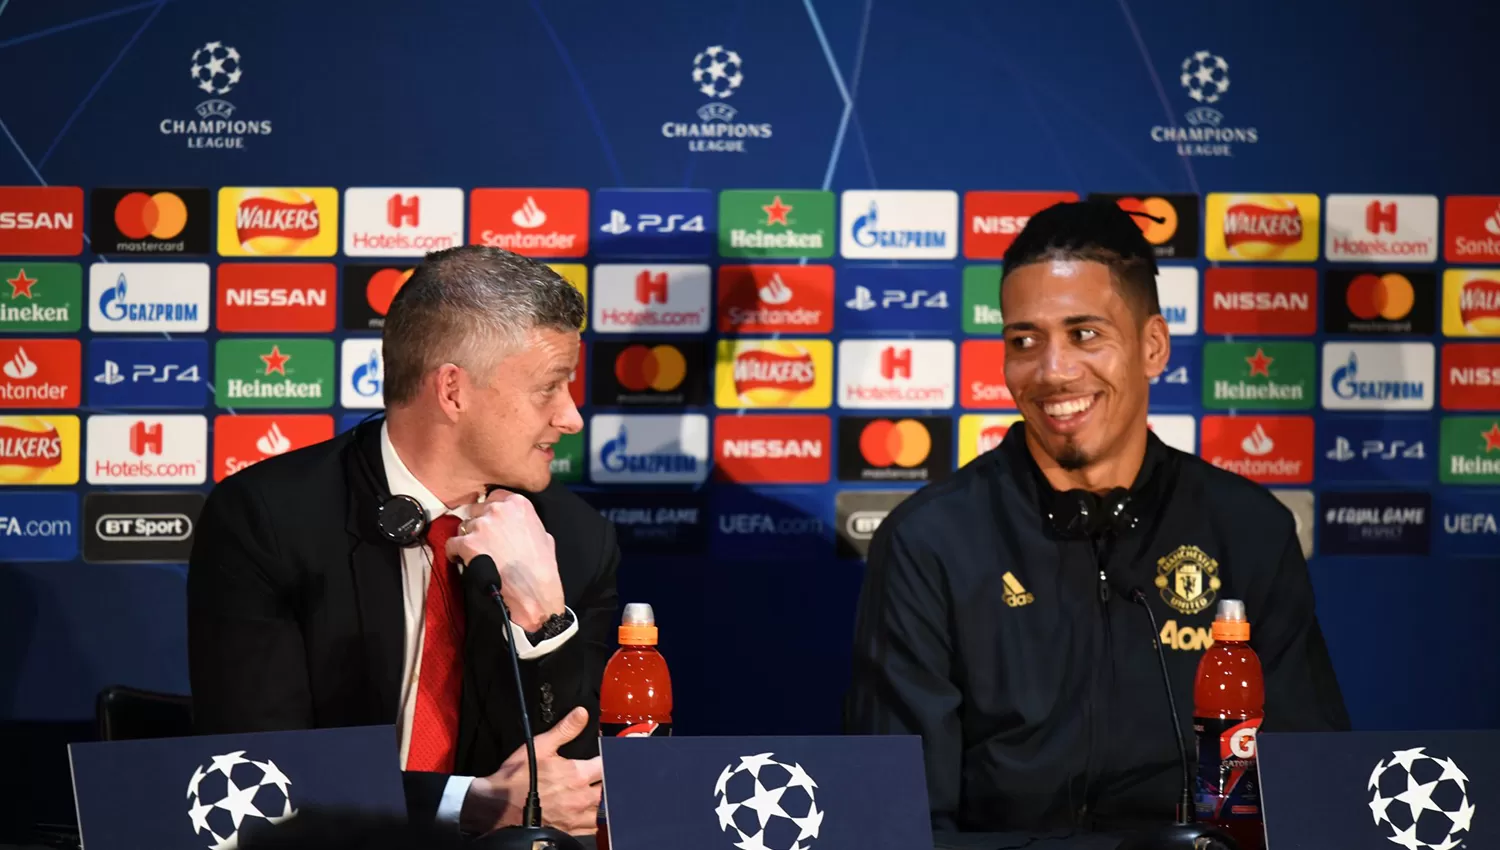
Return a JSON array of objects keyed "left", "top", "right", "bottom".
[
  {"left": 596, "top": 603, "right": 672, "bottom": 849},
  {"left": 1193, "top": 599, "right": 1266, "bottom": 850}
]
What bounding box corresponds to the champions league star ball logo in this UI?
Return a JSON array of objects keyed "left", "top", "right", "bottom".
[
  {"left": 190, "top": 41, "right": 242, "bottom": 97},
  {"left": 1180, "top": 50, "right": 1230, "bottom": 105},
  {"left": 692, "top": 45, "right": 743, "bottom": 100},
  {"left": 713, "top": 753, "right": 824, "bottom": 850},
  {"left": 1368, "top": 748, "right": 1476, "bottom": 850},
  {"left": 186, "top": 751, "right": 297, "bottom": 850}
]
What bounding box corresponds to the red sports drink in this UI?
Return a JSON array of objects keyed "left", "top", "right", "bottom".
[
  {"left": 1193, "top": 599, "right": 1265, "bottom": 850},
  {"left": 596, "top": 603, "right": 672, "bottom": 850}
]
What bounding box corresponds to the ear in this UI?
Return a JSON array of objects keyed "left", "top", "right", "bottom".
[
  {"left": 433, "top": 363, "right": 466, "bottom": 421},
  {"left": 1141, "top": 313, "right": 1171, "bottom": 380}
]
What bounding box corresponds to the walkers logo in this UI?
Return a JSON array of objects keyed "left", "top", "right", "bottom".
[
  {"left": 593, "top": 188, "right": 713, "bottom": 259},
  {"left": 1439, "top": 417, "right": 1500, "bottom": 485},
  {"left": 957, "top": 414, "right": 1021, "bottom": 466},
  {"left": 963, "top": 191, "right": 1078, "bottom": 259},
  {"left": 1318, "top": 418, "right": 1432, "bottom": 484},
  {"left": 213, "top": 414, "right": 333, "bottom": 481},
  {"left": 340, "top": 339, "right": 384, "bottom": 410},
  {"left": 0, "top": 415, "right": 79, "bottom": 485},
  {"left": 1148, "top": 414, "right": 1198, "bottom": 455},
  {"left": 0, "top": 263, "right": 81, "bottom": 332},
  {"left": 839, "top": 340, "right": 955, "bottom": 410},
  {"left": 88, "top": 339, "right": 207, "bottom": 409},
  {"left": 1157, "top": 267, "right": 1200, "bottom": 335},
  {"left": 1435, "top": 492, "right": 1500, "bottom": 557},
  {"left": 840, "top": 191, "right": 959, "bottom": 260},
  {"left": 342, "top": 188, "right": 463, "bottom": 257},
  {"left": 960, "top": 340, "right": 1014, "bottom": 409},
  {"left": 1203, "top": 268, "right": 1317, "bottom": 335},
  {"left": 1202, "top": 342, "right": 1316, "bottom": 410},
  {"left": 835, "top": 490, "right": 913, "bottom": 559},
  {"left": 1199, "top": 416, "right": 1315, "bottom": 484},
  {"left": 0, "top": 491, "right": 77, "bottom": 561},
  {"left": 592, "top": 264, "right": 710, "bottom": 333},
  {"left": 1152, "top": 51, "right": 1259, "bottom": 157},
  {"left": 549, "top": 431, "right": 584, "bottom": 484},
  {"left": 838, "top": 416, "right": 951, "bottom": 483},
  {"left": 1088, "top": 193, "right": 1200, "bottom": 258},
  {"left": 1318, "top": 491, "right": 1431, "bottom": 556},
  {"left": 1324, "top": 270, "right": 1436, "bottom": 335},
  {"left": 837, "top": 266, "right": 958, "bottom": 333},
  {"left": 714, "top": 340, "right": 833, "bottom": 409},
  {"left": 0, "top": 339, "right": 79, "bottom": 408},
  {"left": 160, "top": 41, "right": 273, "bottom": 150},
  {"left": 710, "top": 488, "right": 831, "bottom": 560},
  {"left": 1442, "top": 270, "right": 1500, "bottom": 336},
  {"left": 589, "top": 413, "right": 710, "bottom": 484},
  {"left": 89, "top": 188, "right": 211, "bottom": 255},
  {"left": 217, "top": 188, "right": 338, "bottom": 256},
  {"left": 0, "top": 186, "right": 83, "bottom": 255},
  {"left": 470, "top": 188, "right": 589, "bottom": 258},
  {"left": 583, "top": 492, "right": 707, "bottom": 555},
  {"left": 717, "top": 190, "right": 834, "bottom": 259},
  {"left": 961, "top": 266, "right": 1004, "bottom": 335},
  {"left": 716, "top": 265, "right": 833, "bottom": 333},
  {"left": 85, "top": 415, "right": 207, "bottom": 485},
  {"left": 663, "top": 45, "right": 773, "bottom": 154},
  {"left": 591, "top": 340, "right": 709, "bottom": 407},
  {"left": 1321, "top": 342, "right": 1435, "bottom": 411},
  {"left": 713, "top": 414, "right": 830, "bottom": 484},
  {"left": 217, "top": 263, "right": 336, "bottom": 332},
  {"left": 82, "top": 491, "right": 204, "bottom": 563},
  {"left": 215, "top": 339, "right": 334, "bottom": 409},
  {"left": 1441, "top": 343, "right": 1500, "bottom": 409},
  {"left": 1325, "top": 195, "right": 1439, "bottom": 263},
  {"left": 88, "top": 263, "right": 210, "bottom": 333},
  {"left": 342, "top": 264, "right": 415, "bottom": 330},
  {"left": 549, "top": 264, "right": 590, "bottom": 331},
  {"left": 1443, "top": 195, "right": 1500, "bottom": 263},
  {"left": 1149, "top": 342, "right": 1199, "bottom": 408},
  {"left": 1205, "top": 194, "right": 1320, "bottom": 262}
]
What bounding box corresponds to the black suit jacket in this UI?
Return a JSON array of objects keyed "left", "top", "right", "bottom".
[{"left": 186, "top": 418, "right": 620, "bottom": 825}]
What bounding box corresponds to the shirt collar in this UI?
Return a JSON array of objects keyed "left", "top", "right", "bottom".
[{"left": 379, "top": 420, "right": 466, "bottom": 521}]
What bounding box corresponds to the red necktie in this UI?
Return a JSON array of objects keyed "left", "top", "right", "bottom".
[{"left": 406, "top": 514, "right": 465, "bottom": 773}]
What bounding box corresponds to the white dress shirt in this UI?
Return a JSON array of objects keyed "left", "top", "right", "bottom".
[{"left": 380, "top": 422, "right": 579, "bottom": 827}]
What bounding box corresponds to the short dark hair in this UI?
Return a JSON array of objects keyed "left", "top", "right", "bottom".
[
  {"left": 1000, "top": 201, "right": 1162, "bottom": 319},
  {"left": 382, "top": 245, "right": 586, "bottom": 407}
]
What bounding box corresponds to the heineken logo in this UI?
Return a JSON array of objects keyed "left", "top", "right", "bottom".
[
  {"left": 0, "top": 264, "right": 81, "bottom": 332},
  {"left": 215, "top": 339, "right": 334, "bottom": 409},
  {"left": 961, "top": 266, "right": 1004, "bottom": 334},
  {"left": 1202, "top": 342, "right": 1315, "bottom": 410},
  {"left": 1440, "top": 418, "right": 1500, "bottom": 484},
  {"left": 717, "top": 190, "right": 834, "bottom": 259}
]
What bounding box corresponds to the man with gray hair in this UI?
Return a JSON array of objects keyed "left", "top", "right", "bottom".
[{"left": 188, "top": 246, "right": 620, "bottom": 837}]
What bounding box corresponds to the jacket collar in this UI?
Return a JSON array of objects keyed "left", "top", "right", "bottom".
[{"left": 1000, "top": 418, "right": 1170, "bottom": 507}]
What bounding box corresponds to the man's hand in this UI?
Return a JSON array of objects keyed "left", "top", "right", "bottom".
[
  {"left": 460, "top": 707, "right": 603, "bottom": 836},
  {"left": 447, "top": 490, "right": 566, "bottom": 632}
]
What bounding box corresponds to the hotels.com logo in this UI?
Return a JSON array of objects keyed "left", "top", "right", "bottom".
[
  {"left": 343, "top": 188, "right": 463, "bottom": 257},
  {"left": 85, "top": 414, "right": 206, "bottom": 484},
  {"left": 469, "top": 188, "right": 589, "bottom": 258},
  {"left": 838, "top": 339, "right": 955, "bottom": 409},
  {"left": 592, "top": 265, "right": 711, "bottom": 333},
  {"left": 1325, "top": 194, "right": 1439, "bottom": 263},
  {"left": 213, "top": 415, "right": 333, "bottom": 481},
  {"left": 0, "top": 187, "right": 84, "bottom": 256}
]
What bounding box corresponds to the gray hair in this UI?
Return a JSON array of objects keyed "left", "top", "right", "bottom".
[{"left": 381, "top": 245, "right": 586, "bottom": 406}]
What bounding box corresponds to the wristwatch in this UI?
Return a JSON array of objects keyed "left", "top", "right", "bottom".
[{"left": 525, "top": 609, "right": 574, "bottom": 644}]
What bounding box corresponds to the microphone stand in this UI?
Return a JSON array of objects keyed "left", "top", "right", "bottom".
[
  {"left": 1114, "top": 588, "right": 1238, "bottom": 850},
  {"left": 466, "top": 556, "right": 584, "bottom": 850}
]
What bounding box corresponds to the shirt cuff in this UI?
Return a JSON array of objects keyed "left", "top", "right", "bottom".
[
  {"left": 436, "top": 775, "right": 476, "bottom": 830},
  {"left": 510, "top": 606, "right": 579, "bottom": 660}
]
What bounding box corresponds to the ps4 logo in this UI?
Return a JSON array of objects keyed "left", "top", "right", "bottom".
[
  {"left": 844, "top": 286, "right": 949, "bottom": 312},
  {"left": 94, "top": 360, "right": 201, "bottom": 385},
  {"left": 1325, "top": 437, "right": 1426, "bottom": 462},
  {"left": 599, "top": 210, "right": 706, "bottom": 235},
  {"left": 1150, "top": 366, "right": 1191, "bottom": 386}
]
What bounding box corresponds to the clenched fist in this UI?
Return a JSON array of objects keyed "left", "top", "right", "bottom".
[
  {"left": 461, "top": 706, "right": 603, "bottom": 836},
  {"left": 445, "top": 489, "right": 565, "bottom": 632}
]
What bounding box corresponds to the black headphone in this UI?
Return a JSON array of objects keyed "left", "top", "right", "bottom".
[
  {"left": 1045, "top": 486, "right": 1140, "bottom": 540},
  {"left": 348, "top": 418, "right": 431, "bottom": 547}
]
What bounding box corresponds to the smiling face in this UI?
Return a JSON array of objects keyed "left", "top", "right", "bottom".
[{"left": 1001, "top": 259, "right": 1170, "bottom": 481}]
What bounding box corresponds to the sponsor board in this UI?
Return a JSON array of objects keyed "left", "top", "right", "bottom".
[
  {"left": 217, "top": 187, "right": 339, "bottom": 256},
  {"left": 1199, "top": 416, "right": 1314, "bottom": 484},
  {"left": 589, "top": 413, "right": 710, "bottom": 484},
  {"left": 838, "top": 416, "right": 951, "bottom": 483},
  {"left": 714, "top": 339, "right": 833, "bottom": 409},
  {"left": 340, "top": 338, "right": 385, "bottom": 409},
  {"left": 1443, "top": 195, "right": 1500, "bottom": 263},
  {"left": 839, "top": 340, "right": 955, "bottom": 410},
  {"left": 341, "top": 264, "right": 415, "bottom": 331},
  {"left": 1088, "top": 193, "right": 1200, "bottom": 258},
  {"left": 1434, "top": 491, "right": 1500, "bottom": 558},
  {"left": 593, "top": 188, "right": 714, "bottom": 259},
  {"left": 88, "top": 262, "right": 210, "bottom": 333},
  {"left": 836, "top": 266, "right": 958, "bottom": 332},
  {"left": 1202, "top": 342, "right": 1316, "bottom": 410},
  {"left": 590, "top": 340, "right": 709, "bottom": 407},
  {"left": 1316, "top": 417, "right": 1433, "bottom": 483},
  {"left": 85, "top": 415, "right": 207, "bottom": 484},
  {"left": 712, "top": 414, "right": 830, "bottom": 484},
  {"left": 342, "top": 188, "right": 463, "bottom": 257},
  {"left": 0, "top": 338, "right": 80, "bottom": 408},
  {"left": 1148, "top": 414, "right": 1197, "bottom": 455},
  {"left": 89, "top": 188, "right": 212, "bottom": 255},
  {"left": 216, "top": 263, "right": 336, "bottom": 331},
  {"left": 840, "top": 191, "right": 959, "bottom": 260},
  {"left": 0, "top": 186, "right": 84, "bottom": 255},
  {"left": 213, "top": 414, "right": 334, "bottom": 481},
  {"left": 81, "top": 491, "right": 204, "bottom": 563},
  {"left": 592, "top": 264, "right": 711, "bottom": 333},
  {"left": 956, "top": 414, "right": 1022, "bottom": 466},
  {"left": 0, "top": 491, "right": 77, "bottom": 561},
  {"left": 1324, "top": 194, "right": 1439, "bottom": 263},
  {"left": 835, "top": 489, "right": 914, "bottom": 559},
  {"left": 1442, "top": 269, "right": 1500, "bottom": 337},
  {"left": 1323, "top": 270, "right": 1436, "bottom": 336},
  {"left": 963, "top": 191, "right": 1079, "bottom": 259},
  {"left": 0, "top": 415, "right": 79, "bottom": 485},
  {"left": 1158, "top": 267, "right": 1200, "bottom": 335},
  {"left": 1438, "top": 416, "right": 1500, "bottom": 485},
  {"left": 716, "top": 264, "right": 833, "bottom": 333},
  {"left": 1440, "top": 343, "right": 1500, "bottom": 410},
  {"left": 88, "top": 338, "right": 208, "bottom": 409},
  {"left": 1317, "top": 491, "right": 1431, "bottom": 556},
  {"left": 1149, "top": 342, "right": 1199, "bottom": 408},
  {"left": 0, "top": 262, "right": 82, "bottom": 332},
  {"left": 1205, "top": 194, "right": 1320, "bottom": 262},
  {"left": 581, "top": 491, "right": 707, "bottom": 555},
  {"left": 1320, "top": 342, "right": 1435, "bottom": 411},
  {"left": 215, "top": 339, "right": 334, "bottom": 409},
  {"left": 469, "top": 188, "right": 588, "bottom": 258},
  {"left": 717, "top": 190, "right": 835, "bottom": 259},
  {"left": 1203, "top": 268, "right": 1317, "bottom": 335}
]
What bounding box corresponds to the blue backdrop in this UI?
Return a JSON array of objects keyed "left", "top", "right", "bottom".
[{"left": 1, "top": 0, "right": 1498, "bottom": 830}]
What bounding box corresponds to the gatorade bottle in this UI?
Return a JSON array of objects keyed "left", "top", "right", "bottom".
[
  {"left": 596, "top": 603, "right": 672, "bottom": 850},
  {"left": 1193, "top": 599, "right": 1265, "bottom": 850}
]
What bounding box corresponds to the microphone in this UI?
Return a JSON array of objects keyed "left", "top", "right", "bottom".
[
  {"left": 463, "top": 555, "right": 584, "bottom": 850},
  {"left": 1114, "top": 588, "right": 1238, "bottom": 850}
]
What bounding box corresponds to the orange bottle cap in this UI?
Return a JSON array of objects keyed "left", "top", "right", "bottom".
[
  {"left": 619, "top": 624, "right": 658, "bottom": 645},
  {"left": 1213, "top": 598, "right": 1250, "bottom": 642},
  {"left": 619, "top": 602, "right": 658, "bottom": 645}
]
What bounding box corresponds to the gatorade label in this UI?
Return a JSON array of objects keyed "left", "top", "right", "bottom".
[
  {"left": 1193, "top": 716, "right": 1262, "bottom": 820},
  {"left": 601, "top": 720, "right": 673, "bottom": 738}
]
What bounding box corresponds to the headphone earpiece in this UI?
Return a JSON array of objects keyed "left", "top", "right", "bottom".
[
  {"left": 348, "top": 419, "right": 431, "bottom": 547},
  {"left": 1046, "top": 487, "right": 1138, "bottom": 539}
]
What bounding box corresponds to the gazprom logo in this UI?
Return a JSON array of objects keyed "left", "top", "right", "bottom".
[
  {"left": 1329, "top": 351, "right": 1425, "bottom": 402},
  {"left": 850, "top": 203, "right": 947, "bottom": 250},
  {"left": 97, "top": 273, "right": 200, "bottom": 324},
  {"left": 598, "top": 425, "right": 698, "bottom": 476}
]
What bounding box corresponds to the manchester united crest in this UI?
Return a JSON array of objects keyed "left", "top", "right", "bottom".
[{"left": 1155, "top": 544, "right": 1222, "bottom": 615}]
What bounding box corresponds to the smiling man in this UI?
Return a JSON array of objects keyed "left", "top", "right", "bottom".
[{"left": 844, "top": 202, "right": 1348, "bottom": 836}]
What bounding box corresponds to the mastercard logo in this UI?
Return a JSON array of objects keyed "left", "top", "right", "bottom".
[
  {"left": 1346, "top": 273, "right": 1414, "bottom": 321},
  {"left": 1115, "top": 196, "right": 1178, "bottom": 245},
  {"left": 218, "top": 187, "right": 339, "bottom": 257},
  {"left": 614, "top": 344, "right": 686, "bottom": 392},
  {"left": 859, "top": 419, "right": 932, "bottom": 468},
  {"left": 114, "top": 191, "right": 188, "bottom": 240},
  {"left": 367, "top": 267, "right": 414, "bottom": 316}
]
